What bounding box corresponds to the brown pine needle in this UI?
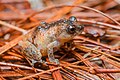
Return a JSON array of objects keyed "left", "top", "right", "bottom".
[{"left": 0, "top": 20, "right": 27, "bottom": 34}]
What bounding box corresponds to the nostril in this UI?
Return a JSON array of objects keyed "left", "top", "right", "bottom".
[{"left": 77, "top": 25, "right": 84, "bottom": 31}]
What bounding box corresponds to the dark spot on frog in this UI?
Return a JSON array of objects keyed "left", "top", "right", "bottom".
[
  {"left": 40, "top": 22, "right": 50, "bottom": 29},
  {"left": 47, "top": 16, "right": 77, "bottom": 28},
  {"left": 37, "top": 26, "right": 42, "bottom": 30},
  {"left": 65, "top": 16, "right": 77, "bottom": 25}
]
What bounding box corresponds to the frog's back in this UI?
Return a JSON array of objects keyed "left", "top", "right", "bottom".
[{"left": 33, "top": 24, "right": 65, "bottom": 49}]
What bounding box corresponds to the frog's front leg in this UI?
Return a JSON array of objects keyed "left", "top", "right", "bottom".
[
  {"left": 47, "top": 40, "right": 61, "bottom": 64},
  {"left": 19, "top": 40, "right": 42, "bottom": 66}
]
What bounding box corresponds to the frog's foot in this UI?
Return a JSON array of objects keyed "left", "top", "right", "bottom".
[
  {"left": 54, "top": 59, "right": 59, "bottom": 65},
  {"left": 31, "top": 59, "right": 38, "bottom": 66},
  {"left": 38, "top": 59, "right": 48, "bottom": 66},
  {"left": 31, "top": 59, "right": 48, "bottom": 68},
  {"left": 49, "top": 57, "right": 59, "bottom": 65},
  {"left": 47, "top": 40, "right": 60, "bottom": 65},
  {"left": 48, "top": 52, "right": 60, "bottom": 65}
]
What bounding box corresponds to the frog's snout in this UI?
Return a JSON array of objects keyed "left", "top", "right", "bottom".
[
  {"left": 76, "top": 25, "right": 84, "bottom": 34},
  {"left": 66, "top": 24, "right": 84, "bottom": 35},
  {"left": 77, "top": 25, "right": 84, "bottom": 31}
]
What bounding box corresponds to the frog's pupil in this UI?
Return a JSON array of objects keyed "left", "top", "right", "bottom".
[
  {"left": 67, "top": 26, "right": 76, "bottom": 34},
  {"left": 70, "top": 27, "right": 75, "bottom": 31}
]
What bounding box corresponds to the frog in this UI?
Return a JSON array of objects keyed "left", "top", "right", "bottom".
[{"left": 18, "top": 16, "right": 84, "bottom": 65}]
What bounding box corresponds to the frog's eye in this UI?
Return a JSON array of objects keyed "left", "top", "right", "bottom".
[{"left": 67, "top": 25, "right": 76, "bottom": 34}]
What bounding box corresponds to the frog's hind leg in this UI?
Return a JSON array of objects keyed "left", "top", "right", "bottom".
[
  {"left": 19, "top": 40, "right": 42, "bottom": 65},
  {"left": 47, "top": 40, "right": 60, "bottom": 64}
]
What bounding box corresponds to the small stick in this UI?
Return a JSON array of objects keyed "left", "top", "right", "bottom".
[
  {"left": 0, "top": 20, "right": 27, "bottom": 34},
  {"left": 78, "top": 19, "right": 120, "bottom": 30},
  {"left": 29, "top": 5, "right": 120, "bottom": 25},
  {"left": 0, "top": 62, "right": 43, "bottom": 72},
  {"left": 75, "top": 45, "right": 120, "bottom": 62},
  {"left": 94, "top": 68, "right": 120, "bottom": 73},
  {"left": 18, "top": 67, "right": 61, "bottom": 80}
]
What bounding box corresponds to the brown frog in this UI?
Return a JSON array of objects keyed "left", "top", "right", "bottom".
[{"left": 19, "top": 16, "right": 84, "bottom": 65}]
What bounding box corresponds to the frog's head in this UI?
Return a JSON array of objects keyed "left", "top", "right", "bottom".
[
  {"left": 57, "top": 16, "right": 84, "bottom": 43},
  {"left": 65, "top": 16, "right": 84, "bottom": 35}
]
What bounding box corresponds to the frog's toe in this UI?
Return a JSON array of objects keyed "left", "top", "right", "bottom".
[
  {"left": 39, "top": 59, "right": 43, "bottom": 63},
  {"left": 31, "top": 59, "right": 37, "bottom": 66},
  {"left": 54, "top": 59, "right": 59, "bottom": 64},
  {"left": 49, "top": 58, "right": 59, "bottom": 64},
  {"left": 39, "top": 60, "right": 48, "bottom": 65}
]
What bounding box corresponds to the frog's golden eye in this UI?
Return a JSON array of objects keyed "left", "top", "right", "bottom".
[{"left": 67, "top": 25, "right": 76, "bottom": 34}]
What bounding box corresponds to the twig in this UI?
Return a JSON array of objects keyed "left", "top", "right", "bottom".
[
  {"left": 100, "top": 55, "right": 120, "bottom": 68},
  {"left": 76, "top": 5, "right": 120, "bottom": 26},
  {"left": 0, "top": 76, "right": 6, "bottom": 80},
  {"left": 78, "top": 19, "right": 120, "bottom": 30},
  {"left": 0, "top": 35, "right": 24, "bottom": 55},
  {"left": 94, "top": 68, "right": 120, "bottom": 73},
  {"left": 47, "top": 59, "right": 63, "bottom": 80},
  {"left": 74, "top": 36, "right": 111, "bottom": 49},
  {"left": 0, "top": 20, "right": 27, "bottom": 34},
  {"left": 18, "top": 67, "right": 61, "bottom": 80},
  {"left": 61, "top": 68, "right": 83, "bottom": 80},
  {"left": 0, "top": 62, "right": 43, "bottom": 72},
  {"left": 46, "top": 0, "right": 86, "bottom": 22},
  {"left": 75, "top": 45, "right": 120, "bottom": 62},
  {"left": 29, "top": 5, "right": 120, "bottom": 25},
  {"left": 72, "top": 54, "right": 101, "bottom": 65}
]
